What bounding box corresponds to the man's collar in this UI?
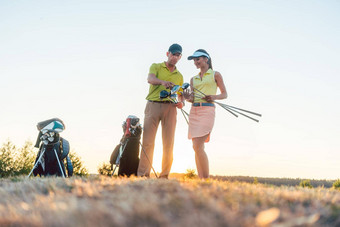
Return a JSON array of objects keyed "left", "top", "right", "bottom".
[{"left": 162, "top": 62, "right": 178, "bottom": 73}]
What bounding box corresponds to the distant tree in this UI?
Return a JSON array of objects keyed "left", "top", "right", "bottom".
[
  {"left": 98, "top": 162, "right": 112, "bottom": 176},
  {"left": 253, "top": 177, "right": 259, "bottom": 185},
  {"left": 0, "top": 140, "right": 16, "bottom": 177},
  {"left": 69, "top": 151, "right": 89, "bottom": 176},
  {"left": 299, "top": 179, "right": 313, "bottom": 188},
  {"left": 333, "top": 179, "right": 340, "bottom": 189}
]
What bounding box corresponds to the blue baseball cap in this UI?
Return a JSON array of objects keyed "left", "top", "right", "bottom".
[{"left": 168, "top": 43, "right": 182, "bottom": 54}]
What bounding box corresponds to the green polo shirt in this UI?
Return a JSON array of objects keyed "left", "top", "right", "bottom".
[{"left": 146, "top": 62, "right": 184, "bottom": 101}]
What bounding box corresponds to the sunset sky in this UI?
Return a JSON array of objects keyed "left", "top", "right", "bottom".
[{"left": 1, "top": 0, "right": 339, "bottom": 179}]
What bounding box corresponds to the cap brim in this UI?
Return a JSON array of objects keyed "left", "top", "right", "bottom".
[
  {"left": 187, "top": 51, "right": 210, "bottom": 60},
  {"left": 170, "top": 50, "right": 182, "bottom": 54}
]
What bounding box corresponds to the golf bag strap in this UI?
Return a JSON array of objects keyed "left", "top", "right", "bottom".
[
  {"left": 60, "top": 138, "right": 70, "bottom": 160},
  {"left": 66, "top": 156, "right": 73, "bottom": 177}
]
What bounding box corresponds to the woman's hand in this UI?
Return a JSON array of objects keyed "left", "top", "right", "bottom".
[
  {"left": 182, "top": 89, "right": 192, "bottom": 101},
  {"left": 204, "top": 95, "right": 215, "bottom": 102}
]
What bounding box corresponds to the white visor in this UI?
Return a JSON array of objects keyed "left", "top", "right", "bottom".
[{"left": 187, "top": 51, "right": 210, "bottom": 60}]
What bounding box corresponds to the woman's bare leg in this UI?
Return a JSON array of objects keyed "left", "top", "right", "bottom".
[{"left": 192, "top": 134, "right": 210, "bottom": 179}]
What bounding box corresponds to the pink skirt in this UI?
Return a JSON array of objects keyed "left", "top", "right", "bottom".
[{"left": 188, "top": 105, "right": 215, "bottom": 142}]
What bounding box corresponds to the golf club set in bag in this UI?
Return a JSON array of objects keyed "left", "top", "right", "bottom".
[
  {"left": 110, "top": 115, "right": 158, "bottom": 178},
  {"left": 28, "top": 118, "right": 73, "bottom": 178}
]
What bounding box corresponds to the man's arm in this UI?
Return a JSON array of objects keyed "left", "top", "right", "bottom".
[{"left": 147, "top": 73, "right": 174, "bottom": 89}]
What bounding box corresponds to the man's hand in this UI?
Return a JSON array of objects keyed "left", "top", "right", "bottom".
[
  {"left": 175, "top": 102, "right": 184, "bottom": 109},
  {"left": 161, "top": 81, "right": 174, "bottom": 89}
]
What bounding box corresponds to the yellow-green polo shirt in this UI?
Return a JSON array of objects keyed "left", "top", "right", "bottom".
[
  {"left": 193, "top": 68, "right": 217, "bottom": 103},
  {"left": 146, "top": 62, "right": 184, "bottom": 101}
]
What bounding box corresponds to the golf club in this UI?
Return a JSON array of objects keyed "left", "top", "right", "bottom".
[
  {"left": 139, "top": 142, "right": 159, "bottom": 178},
  {"left": 159, "top": 89, "right": 190, "bottom": 124},
  {"left": 111, "top": 139, "right": 129, "bottom": 176},
  {"left": 191, "top": 87, "right": 262, "bottom": 122}
]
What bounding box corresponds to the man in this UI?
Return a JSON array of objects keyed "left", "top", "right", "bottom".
[{"left": 138, "top": 43, "right": 184, "bottom": 178}]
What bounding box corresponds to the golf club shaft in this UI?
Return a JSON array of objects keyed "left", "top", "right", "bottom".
[
  {"left": 181, "top": 109, "right": 189, "bottom": 124},
  {"left": 218, "top": 103, "right": 239, "bottom": 117},
  {"left": 192, "top": 93, "right": 238, "bottom": 117},
  {"left": 193, "top": 87, "right": 207, "bottom": 97},
  {"left": 192, "top": 89, "right": 261, "bottom": 119},
  {"left": 182, "top": 109, "right": 189, "bottom": 116},
  {"left": 223, "top": 105, "right": 259, "bottom": 122},
  {"left": 112, "top": 165, "right": 118, "bottom": 176},
  {"left": 167, "top": 96, "right": 189, "bottom": 123},
  {"left": 139, "top": 142, "right": 159, "bottom": 178},
  {"left": 215, "top": 101, "right": 262, "bottom": 117}
]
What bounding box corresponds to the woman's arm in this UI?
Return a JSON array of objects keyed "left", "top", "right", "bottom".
[{"left": 204, "top": 71, "right": 227, "bottom": 102}]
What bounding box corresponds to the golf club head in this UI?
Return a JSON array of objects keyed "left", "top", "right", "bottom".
[
  {"left": 182, "top": 83, "right": 189, "bottom": 90},
  {"left": 171, "top": 85, "right": 180, "bottom": 95},
  {"left": 170, "top": 93, "right": 177, "bottom": 99},
  {"left": 169, "top": 94, "right": 178, "bottom": 103},
  {"left": 160, "top": 90, "right": 170, "bottom": 99}
]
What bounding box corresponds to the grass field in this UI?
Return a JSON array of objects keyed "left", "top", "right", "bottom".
[{"left": 0, "top": 175, "right": 339, "bottom": 227}]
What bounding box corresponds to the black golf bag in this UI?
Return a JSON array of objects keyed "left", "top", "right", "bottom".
[
  {"left": 110, "top": 115, "right": 142, "bottom": 177},
  {"left": 30, "top": 118, "right": 73, "bottom": 177}
]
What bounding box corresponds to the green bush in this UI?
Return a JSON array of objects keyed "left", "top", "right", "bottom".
[
  {"left": 333, "top": 179, "right": 340, "bottom": 189},
  {"left": 299, "top": 179, "right": 313, "bottom": 188},
  {"left": 98, "top": 162, "right": 112, "bottom": 176},
  {"left": 0, "top": 140, "right": 37, "bottom": 177},
  {"left": 0, "top": 140, "right": 16, "bottom": 177},
  {"left": 68, "top": 151, "right": 89, "bottom": 176},
  {"left": 15, "top": 141, "right": 36, "bottom": 175},
  {"left": 184, "top": 169, "right": 197, "bottom": 179}
]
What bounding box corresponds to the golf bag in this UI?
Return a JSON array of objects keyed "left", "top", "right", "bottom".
[
  {"left": 110, "top": 115, "right": 142, "bottom": 176},
  {"left": 29, "top": 118, "right": 73, "bottom": 177}
]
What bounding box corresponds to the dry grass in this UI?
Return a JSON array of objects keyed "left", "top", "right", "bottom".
[{"left": 0, "top": 175, "right": 339, "bottom": 227}]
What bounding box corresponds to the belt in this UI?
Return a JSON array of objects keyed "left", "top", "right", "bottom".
[
  {"left": 192, "top": 103, "right": 215, "bottom": 107},
  {"left": 148, "top": 100, "right": 172, "bottom": 104}
]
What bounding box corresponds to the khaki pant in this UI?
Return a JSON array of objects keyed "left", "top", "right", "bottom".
[{"left": 138, "top": 101, "right": 177, "bottom": 178}]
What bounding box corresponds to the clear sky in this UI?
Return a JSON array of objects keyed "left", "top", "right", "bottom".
[{"left": 1, "top": 0, "right": 339, "bottom": 179}]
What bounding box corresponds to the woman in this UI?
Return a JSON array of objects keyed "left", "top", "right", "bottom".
[{"left": 183, "top": 49, "right": 227, "bottom": 179}]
